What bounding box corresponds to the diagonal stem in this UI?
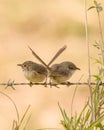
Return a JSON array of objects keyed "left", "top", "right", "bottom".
[{"left": 84, "top": 0, "right": 95, "bottom": 124}]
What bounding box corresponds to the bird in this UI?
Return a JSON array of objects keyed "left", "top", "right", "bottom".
[
  {"left": 17, "top": 61, "right": 48, "bottom": 86},
  {"left": 49, "top": 61, "right": 80, "bottom": 84}
]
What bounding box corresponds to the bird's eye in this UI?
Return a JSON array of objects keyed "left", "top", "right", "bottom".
[
  {"left": 23, "top": 64, "right": 27, "bottom": 67},
  {"left": 69, "top": 66, "right": 74, "bottom": 70}
]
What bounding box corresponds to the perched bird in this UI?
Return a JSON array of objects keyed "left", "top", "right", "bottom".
[
  {"left": 50, "top": 61, "right": 80, "bottom": 84},
  {"left": 17, "top": 61, "right": 48, "bottom": 86}
]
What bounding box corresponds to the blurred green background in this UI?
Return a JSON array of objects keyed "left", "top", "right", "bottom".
[{"left": 0, "top": 0, "right": 104, "bottom": 130}]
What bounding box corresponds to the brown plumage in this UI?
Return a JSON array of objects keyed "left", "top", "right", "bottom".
[{"left": 50, "top": 61, "right": 80, "bottom": 83}]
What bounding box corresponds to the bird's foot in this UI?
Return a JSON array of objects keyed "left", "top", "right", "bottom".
[
  {"left": 29, "top": 82, "right": 33, "bottom": 87},
  {"left": 43, "top": 81, "right": 48, "bottom": 87},
  {"left": 49, "top": 82, "right": 60, "bottom": 88},
  {"left": 66, "top": 81, "right": 71, "bottom": 87}
]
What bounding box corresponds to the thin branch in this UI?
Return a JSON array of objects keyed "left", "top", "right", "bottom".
[
  {"left": 84, "top": 0, "right": 94, "bottom": 123},
  {"left": 97, "top": 9, "right": 104, "bottom": 76},
  {"left": 97, "top": 11, "right": 104, "bottom": 48}
]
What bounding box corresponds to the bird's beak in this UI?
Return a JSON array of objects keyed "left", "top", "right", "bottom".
[
  {"left": 77, "top": 67, "right": 80, "bottom": 70},
  {"left": 17, "top": 64, "right": 22, "bottom": 67}
]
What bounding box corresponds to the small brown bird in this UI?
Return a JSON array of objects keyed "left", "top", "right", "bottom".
[
  {"left": 17, "top": 61, "right": 48, "bottom": 86},
  {"left": 50, "top": 61, "right": 80, "bottom": 84}
]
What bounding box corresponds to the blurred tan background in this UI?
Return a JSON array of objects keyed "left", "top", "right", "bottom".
[{"left": 0, "top": 0, "right": 104, "bottom": 130}]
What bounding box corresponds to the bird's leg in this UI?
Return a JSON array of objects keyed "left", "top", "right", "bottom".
[
  {"left": 43, "top": 76, "right": 48, "bottom": 87},
  {"left": 29, "top": 82, "right": 33, "bottom": 87},
  {"left": 66, "top": 81, "right": 71, "bottom": 87},
  {"left": 49, "top": 79, "right": 60, "bottom": 88}
]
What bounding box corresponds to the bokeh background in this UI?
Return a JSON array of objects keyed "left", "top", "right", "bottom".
[{"left": 0, "top": 0, "right": 104, "bottom": 130}]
